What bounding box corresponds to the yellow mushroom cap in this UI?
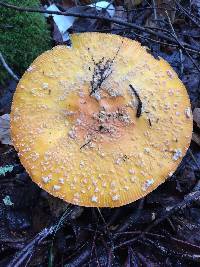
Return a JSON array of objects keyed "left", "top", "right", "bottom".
[{"left": 10, "top": 33, "right": 193, "bottom": 207}]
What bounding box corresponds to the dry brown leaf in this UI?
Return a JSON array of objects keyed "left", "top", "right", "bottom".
[
  {"left": 111, "top": 6, "right": 128, "bottom": 30},
  {"left": 124, "top": 0, "right": 143, "bottom": 10},
  {"left": 0, "top": 114, "right": 12, "bottom": 145},
  {"left": 193, "top": 108, "right": 200, "bottom": 128},
  {"left": 192, "top": 133, "right": 200, "bottom": 147},
  {"left": 153, "top": 0, "right": 178, "bottom": 23}
]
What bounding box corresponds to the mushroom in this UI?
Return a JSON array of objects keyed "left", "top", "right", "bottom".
[{"left": 10, "top": 33, "right": 193, "bottom": 207}]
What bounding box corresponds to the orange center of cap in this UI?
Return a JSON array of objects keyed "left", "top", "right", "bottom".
[{"left": 66, "top": 91, "right": 136, "bottom": 146}]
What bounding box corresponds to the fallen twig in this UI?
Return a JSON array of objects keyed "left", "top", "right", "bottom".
[
  {"left": 144, "top": 191, "right": 200, "bottom": 233},
  {"left": 114, "top": 188, "right": 200, "bottom": 250},
  {"left": 0, "top": 2, "right": 200, "bottom": 55},
  {"left": 175, "top": 0, "right": 200, "bottom": 28},
  {"left": 165, "top": 11, "right": 200, "bottom": 73},
  {"left": 129, "top": 85, "right": 142, "bottom": 118},
  {"left": 65, "top": 242, "right": 92, "bottom": 267},
  {"left": 7, "top": 227, "right": 54, "bottom": 267},
  {"left": 7, "top": 205, "right": 75, "bottom": 267},
  {"left": 0, "top": 52, "right": 19, "bottom": 81},
  {"left": 116, "top": 198, "right": 145, "bottom": 233}
]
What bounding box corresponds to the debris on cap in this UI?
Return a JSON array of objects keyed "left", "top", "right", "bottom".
[{"left": 10, "top": 33, "right": 193, "bottom": 207}]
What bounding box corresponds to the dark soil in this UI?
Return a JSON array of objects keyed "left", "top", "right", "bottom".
[{"left": 0, "top": 1, "right": 200, "bottom": 266}]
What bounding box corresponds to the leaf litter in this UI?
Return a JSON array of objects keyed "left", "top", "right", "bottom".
[{"left": 0, "top": 114, "right": 12, "bottom": 145}]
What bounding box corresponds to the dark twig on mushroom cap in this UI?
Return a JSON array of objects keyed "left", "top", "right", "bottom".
[{"left": 129, "top": 84, "right": 142, "bottom": 118}]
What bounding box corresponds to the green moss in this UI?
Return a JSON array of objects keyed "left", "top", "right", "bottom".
[{"left": 0, "top": 0, "right": 51, "bottom": 84}]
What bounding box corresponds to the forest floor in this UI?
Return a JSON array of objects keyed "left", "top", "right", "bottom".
[{"left": 0, "top": 1, "right": 200, "bottom": 266}]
